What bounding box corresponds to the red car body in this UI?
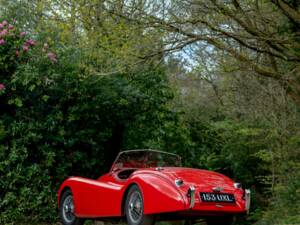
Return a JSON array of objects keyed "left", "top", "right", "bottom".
[{"left": 58, "top": 150, "right": 250, "bottom": 223}]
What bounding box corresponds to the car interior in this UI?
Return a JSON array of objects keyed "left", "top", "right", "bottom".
[{"left": 116, "top": 169, "right": 137, "bottom": 180}]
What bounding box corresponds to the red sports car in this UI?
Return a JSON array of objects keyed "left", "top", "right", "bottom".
[{"left": 58, "top": 149, "right": 250, "bottom": 225}]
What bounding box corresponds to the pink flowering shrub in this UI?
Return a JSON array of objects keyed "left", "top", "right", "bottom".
[
  {"left": 0, "top": 19, "right": 57, "bottom": 77},
  {"left": 0, "top": 19, "right": 58, "bottom": 105},
  {"left": 0, "top": 20, "right": 33, "bottom": 76}
]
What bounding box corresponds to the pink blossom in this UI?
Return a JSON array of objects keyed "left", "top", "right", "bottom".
[
  {"left": 47, "top": 52, "right": 57, "bottom": 63},
  {"left": 0, "top": 83, "right": 5, "bottom": 91},
  {"left": 0, "top": 39, "right": 5, "bottom": 45},
  {"left": 20, "top": 31, "right": 26, "bottom": 37},
  {"left": 25, "top": 39, "right": 35, "bottom": 46},
  {"left": 0, "top": 24, "right": 3, "bottom": 29},
  {"left": 16, "top": 50, "right": 20, "bottom": 57},
  {"left": 2, "top": 20, "right": 8, "bottom": 26},
  {"left": 23, "top": 45, "right": 29, "bottom": 52},
  {"left": 8, "top": 24, "right": 14, "bottom": 29},
  {"left": 0, "top": 29, "right": 8, "bottom": 37}
]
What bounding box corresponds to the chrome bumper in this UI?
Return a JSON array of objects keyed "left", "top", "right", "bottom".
[
  {"left": 187, "top": 186, "right": 250, "bottom": 212},
  {"left": 245, "top": 189, "right": 251, "bottom": 214},
  {"left": 188, "top": 186, "right": 195, "bottom": 209}
]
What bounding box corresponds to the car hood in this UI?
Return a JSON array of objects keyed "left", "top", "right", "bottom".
[{"left": 140, "top": 167, "right": 236, "bottom": 192}]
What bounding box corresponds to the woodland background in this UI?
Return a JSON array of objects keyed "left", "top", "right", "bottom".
[{"left": 0, "top": 0, "right": 300, "bottom": 224}]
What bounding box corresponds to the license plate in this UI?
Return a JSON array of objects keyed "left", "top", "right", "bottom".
[{"left": 200, "top": 192, "right": 235, "bottom": 203}]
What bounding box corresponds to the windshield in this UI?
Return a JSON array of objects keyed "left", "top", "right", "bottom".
[{"left": 111, "top": 149, "right": 181, "bottom": 171}]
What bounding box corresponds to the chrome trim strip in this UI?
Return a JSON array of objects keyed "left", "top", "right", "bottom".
[{"left": 188, "top": 186, "right": 195, "bottom": 209}]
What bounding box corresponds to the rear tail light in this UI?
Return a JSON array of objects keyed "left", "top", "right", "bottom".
[
  {"left": 175, "top": 179, "right": 184, "bottom": 186},
  {"left": 234, "top": 182, "right": 242, "bottom": 189}
]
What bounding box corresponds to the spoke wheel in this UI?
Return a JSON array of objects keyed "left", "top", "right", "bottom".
[
  {"left": 62, "top": 195, "right": 75, "bottom": 223},
  {"left": 128, "top": 190, "right": 143, "bottom": 223},
  {"left": 125, "top": 185, "right": 155, "bottom": 225},
  {"left": 59, "top": 190, "right": 84, "bottom": 225}
]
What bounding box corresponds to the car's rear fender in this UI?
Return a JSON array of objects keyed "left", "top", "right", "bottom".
[{"left": 127, "top": 173, "right": 189, "bottom": 215}]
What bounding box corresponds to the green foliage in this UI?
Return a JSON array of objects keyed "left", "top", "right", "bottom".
[
  {"left": 187, "top": 120, "right": 269, "bottom": 185},
  {"left": 255, "top": 133, "right": 300, "bottom": 224},
  {"left": 257, "top": 177, "right": 300, "bottom": 225}
]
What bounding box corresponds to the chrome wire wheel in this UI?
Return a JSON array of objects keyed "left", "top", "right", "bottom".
[
  {"left": 62, "top": 194, "right": 75, "bottom": 224},
  {"left": 128, "top": 190, "right": 143, "bottom": 223},
  {"left": 60, "top": 190, "right": 84, "bottom": 225},
  {"left": 125, "top": 185, "right": 155, "bottom": 225}
]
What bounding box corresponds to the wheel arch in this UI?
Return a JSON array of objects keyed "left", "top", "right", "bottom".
[
  {"left": 121, "top": 182, "right": 140, "bottom": 216},
  {"left": 58, "top": 186, "right": 73, "bottom": 208}
]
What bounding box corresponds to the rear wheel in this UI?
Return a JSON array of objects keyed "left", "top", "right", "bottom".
[
  {"left": 59, "top": 190, "right": 84, "bottom": 225},
  {"left": 206, "top": 216, "right": 234, "bottom": 225},
  {"left": 125, "top": 185, "right": 155, "bottom": 225}
]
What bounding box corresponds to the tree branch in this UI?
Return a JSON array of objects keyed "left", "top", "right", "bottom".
[{"left": 271, "top": 0, "right": 300, "bottom": 26}]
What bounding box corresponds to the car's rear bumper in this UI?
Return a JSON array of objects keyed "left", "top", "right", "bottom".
[{"left": 183, "top": 185, "right": 250, "bottom": 215}]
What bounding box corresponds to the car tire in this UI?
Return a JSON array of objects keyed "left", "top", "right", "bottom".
[
  {"left": 206, "top": 216, "right": 234, "bottom": 225},
  {"left": 125, "top": 185, "right": 155, "bottom": 225},
  {"left": 59, "top": 189, "right": 84, "bottom": 225}
]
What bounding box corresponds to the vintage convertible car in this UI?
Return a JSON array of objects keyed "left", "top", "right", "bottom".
[{"left": 58, "top": 149, "right": 250, "bottom": 225}]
